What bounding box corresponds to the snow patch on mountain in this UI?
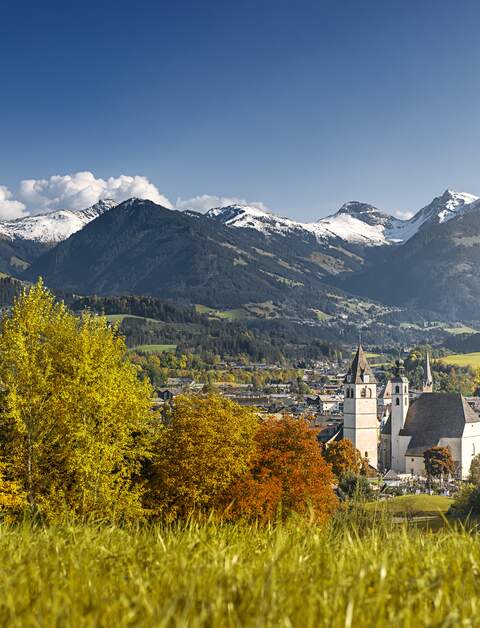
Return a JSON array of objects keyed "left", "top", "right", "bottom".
[
  {"left": 0, "top": 199, "right": 117, "bottom": 243},
  {"left": 207, "top": 203, "right": 402, "bottom": 246},
  {"left": 206, "top": 190, "right": 480, "bottom": 247}
]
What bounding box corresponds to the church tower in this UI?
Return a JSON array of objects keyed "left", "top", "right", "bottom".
[
  {"left": 422, "top": 352, "right": 433, "bottom": 393},
  {"left": 390, "top": 359, "right": 409, "bottom": 472},
  {"left": 343, "top": 345, "right": 378, "bottom": 468}
]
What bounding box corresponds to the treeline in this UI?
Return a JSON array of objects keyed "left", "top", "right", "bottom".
[
  {"left": 67, "top": 294, "right": 341, "bottom": 363},
  {"left": 67, "top": 294, "right": 204, "bottom": 324},
  {"left": 444, "top": 332, "right": 480, "bottom": 354}
]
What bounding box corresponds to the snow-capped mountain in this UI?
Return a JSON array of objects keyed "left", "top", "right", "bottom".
[
  {"left": 206, "top": 190, "right": 480, "bottom": 248},
  {"left": 0, "top": 199, "right": 117, "bottom": 243}
]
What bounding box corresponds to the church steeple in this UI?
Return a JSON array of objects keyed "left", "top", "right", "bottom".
[
  {"left": 423, "top": 352, "right": 433, "bottom": 393},
  {"left": 390, "top": 358, "right": 409, "bottom": 472},
  {"left": 343, "top": 345, "right": 378, "bottom": 468},
  {"left": 344, "top": 344, "right": 377, "bottom": 385}
]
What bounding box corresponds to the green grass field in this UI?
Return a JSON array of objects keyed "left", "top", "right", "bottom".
[
  {"left": 1, "top": 519, "right": 480, "bottom": 626},
  {"left": 366, "top": 494, "right": 452, "bottom": 516},
  {"left": 444, "top": 325, "right": 478, "bottom": 336},
  {"left": 195, "top": 304, "right": 248, "bottom": 320},
  {"left": 102, "top": 314, "right": 161, "bottom": 324},
  {"left": 440, "top": 352, "right": 480, "bottom": 368},
  {"left": 131, "top": 344, "right": 177, "bottom": 354}
]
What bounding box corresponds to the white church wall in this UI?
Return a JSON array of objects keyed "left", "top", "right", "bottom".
[
  {"left": 460, "top": 422, "right": 480, "bottom": 479},
  {"left": 404, "top": 455, "right": 425, "bottom": 476}
]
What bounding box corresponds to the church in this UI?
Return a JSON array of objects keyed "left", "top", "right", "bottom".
[{"left": 343, "top": 346, "right": 480, "bottom": 479}]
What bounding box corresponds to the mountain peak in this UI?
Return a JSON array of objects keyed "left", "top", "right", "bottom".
[
  {"left": 410, "top": 189, "right": 479, "bottom": 228},
  {"left": 0, "top": 198, "right": 118, "bottom": 244},
  {"left": 337, "top": 201, "right": 380, "bottom": 215},
  {"left": 206, "top": 204, "right": 300, "bottom": 235}
]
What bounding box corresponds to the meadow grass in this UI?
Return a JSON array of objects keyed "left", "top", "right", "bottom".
[
  {"left": 440, "top": 352, "right": 480, "bottom": 368},
  {"left": 102, "top": 314, "right": 162, "bottom": 324},
  {"left": 1, "top": 516, "right": 480, "bottom": 627},
  {"left": 131, "top": 344, "right": 177, "bottom": 354},
  {"left": 365, "top": 494, "right": 453, "bottom": 516}
]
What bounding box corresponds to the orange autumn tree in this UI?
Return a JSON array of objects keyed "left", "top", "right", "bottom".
[
  {"left": 322, "top": 439, "right": 367, "bottom": 479},
  {"left": 226, "top": 416, "right": 338, "bottom": 522}
]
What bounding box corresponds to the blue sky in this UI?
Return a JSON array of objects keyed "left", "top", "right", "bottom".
[{"left": 2, "top": 0, "right": 480, "bottom": 220}]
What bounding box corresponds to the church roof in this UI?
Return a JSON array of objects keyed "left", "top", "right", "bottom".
[
  {"left": 400, "top": 392, "right": 480, "bottom": 455},
  {"left": 383, "top": 469, "right": 400, "bottom": 480},
  {"left": 381, "top": 415, "right": 391, "bottom": 435},
  {"left": 344, "top": 345, "right": 377, "bottom": 384}
]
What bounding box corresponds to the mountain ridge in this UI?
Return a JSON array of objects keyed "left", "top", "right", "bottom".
[{"left": 206, "top": 189, "right": 480, "bottom": 247}]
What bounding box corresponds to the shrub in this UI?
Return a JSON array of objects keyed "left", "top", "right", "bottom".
[
  {"left": 449, "top": 483, "right": 480, "bottom": 516},
  {"left": 338, "top": 471, "right": 374, "bottom": 501}
]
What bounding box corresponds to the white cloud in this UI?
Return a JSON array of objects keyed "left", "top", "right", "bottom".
[
  {"left": 175, "top": 194, "right": 268, "bottom": 213},
  {"left": 393, "top": 209, "right": 414, "bottom": 220},
  {"left": 20, "top": 171, "right": 172, "bottom": 212},
  {"left": 0, "top": 186, "right": 27, "bottom": 220}
]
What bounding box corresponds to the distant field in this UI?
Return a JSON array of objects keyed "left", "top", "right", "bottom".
[
  {"left": 440, "top": 352, "right": 480, "bottom": 368},
  {"left": 311, "top": 308, "right": 332, "bottom": 321},
  {"left": 444, "top": 325, "right": 478, "bottom": 335},
  {"left": 131, "top": 344, "right": 177, "bottom": 354},
  {"left": 102, "top": 313, "right": 161, "bottom": 324},
  {"left": 195, "top": 304, "right": 248, "bottom": 320}
]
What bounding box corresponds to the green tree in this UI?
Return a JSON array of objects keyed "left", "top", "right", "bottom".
[
  {"left": 0, "top": 281, "right": 154, "bottom": 522},
  {"left": 468, "top": 454, "right": 480, "bottom": 485},
  {"left": 338, "top": 471, "right": 373, "bottom": 501}
]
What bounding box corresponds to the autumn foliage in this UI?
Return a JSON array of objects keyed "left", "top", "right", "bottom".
[
  {"left": 0, "top": 281, "right": 154, "bottom": 522},
  {"left": 423, "top": 446, "right": 455, "bottom": 479},
  {"left": 225, "top": 416, "right": 338, "bottom": 522},
  {"left": 322, "top": 439, "right": 367, "bottom": 478},
  {"left": 147, "top": 394, "right": 259, "bottom": 520},
  {"left": 0, "top": 282, "right": 339, "bottom": 526}
]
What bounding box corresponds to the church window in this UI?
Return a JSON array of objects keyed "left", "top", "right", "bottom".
[
  {"left": 396, "top": 398, "right": 400, "bottom": 406},
  {"left": 395, "top": 385, "right": 400, "bottom": 394},
  {"left": 473, "top": 443, "right": 476, "bottom": 456},
  {"left": 368, "top": 389, "right": 372, "bottom": 398},
  {"left": 361, "top": 388, "right": 366, "bottom": 398},
  {"left": 404, "top": 386, "right": 407, "bottom": 393}
]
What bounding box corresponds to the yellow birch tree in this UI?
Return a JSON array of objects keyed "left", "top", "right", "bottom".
[{"left": 0, "top": 280, "right": 155, "bottom": 522}]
